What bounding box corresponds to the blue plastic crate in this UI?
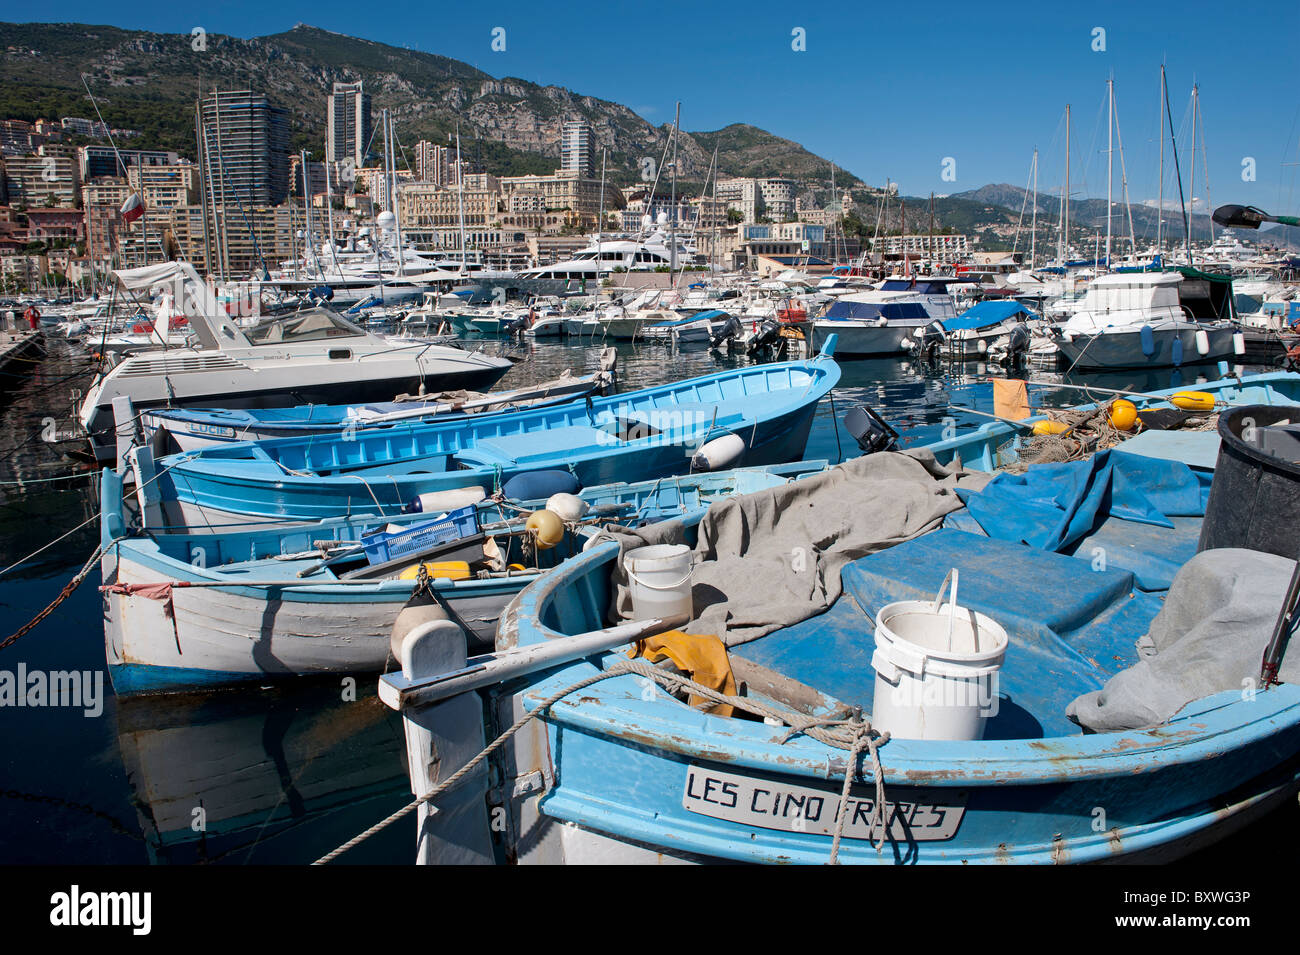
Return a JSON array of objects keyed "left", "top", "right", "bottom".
[{"left": 360, "top": 505, "right": 480, "bottom": 566}]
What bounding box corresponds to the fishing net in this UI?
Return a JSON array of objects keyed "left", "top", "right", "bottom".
[{"left": 1001, "top": 400, "right": 1219, "bottom": 472}]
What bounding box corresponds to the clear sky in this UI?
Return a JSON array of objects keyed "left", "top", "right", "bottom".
[{"left": 5, "top": 0, "right": 1299, "bottom": 213}]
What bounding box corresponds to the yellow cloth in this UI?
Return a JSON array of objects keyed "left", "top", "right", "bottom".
[
  {"left": 630, "top": 631, "right": 737, "bottom": 717},
  {"left": 992, "top": 378, "right": 1031, "bottom": 421}
]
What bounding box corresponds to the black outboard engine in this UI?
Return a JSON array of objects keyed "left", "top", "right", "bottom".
[
  {"left": 1002, "top": 323, "right": 1031, "bottom": 368},
  {"left": 843, "top": 405, "right": 900, "bottom": 455},
  {"left": 746, "top": 317, "right": 782, "bottom": 355},
  {"left": 917, "top": 320, "right": 946, "bottom": 361},
  {"left": 710, "top": 314, "right": 743, "bottom": 348}
]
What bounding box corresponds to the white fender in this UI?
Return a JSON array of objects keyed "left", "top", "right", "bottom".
[
  {"left": 1195, "top": 329, "right": 1210, "bottom": 355},
  {"left": 691, "top": 433, "right": 746, "bottom": 472},
  {"left": 409, "top": 486, "right": 486, "bottom": 514},
  {"left": 546, "top": 492, "right": 589, "bottom": 522}
]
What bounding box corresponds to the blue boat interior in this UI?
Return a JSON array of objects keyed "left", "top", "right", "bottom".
[
  {"left": 168, "top": 360, "right": 829, "bottom": 477},
  {"left": 731, "top": 527, "right": 1172, "bottom": 740},
  {"left": 730, "top": 448, "right": 1215, "bottom": 739}
]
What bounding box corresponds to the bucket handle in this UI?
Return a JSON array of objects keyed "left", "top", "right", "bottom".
[
  {"left": 932, "top": 568, "right": 978, "bottom": 653},
  {"left": 626, "top": 566, "right": 694, "bottom": 592}
]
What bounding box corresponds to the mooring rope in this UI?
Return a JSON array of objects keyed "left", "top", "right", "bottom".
[
  {"left": 0, "top": 541, "right": 105, "bottom": 651},
  {"left": 313, "top": 657, "right": 889, "bottom": 865}
]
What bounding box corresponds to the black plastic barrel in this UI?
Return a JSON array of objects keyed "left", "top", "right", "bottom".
[{"left": 1198, "top": 404, "right": 1300, "bottom": 560}]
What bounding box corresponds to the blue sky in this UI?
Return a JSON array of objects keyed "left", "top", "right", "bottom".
[{"left": 5, "top": 1, "right": 1299, "bottom": 212}]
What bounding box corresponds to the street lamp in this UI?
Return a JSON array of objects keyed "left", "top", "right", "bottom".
[{"left": 1212, "top": 204, "right": 1300, "bottom": 229}]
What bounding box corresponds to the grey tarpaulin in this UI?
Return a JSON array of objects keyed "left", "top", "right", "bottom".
[
  {"left": 1067, "top": 548, "right": 1300, "bottom": 732},
  {"left": 598, "top": 450, "right": 991, "bottom": 645}
]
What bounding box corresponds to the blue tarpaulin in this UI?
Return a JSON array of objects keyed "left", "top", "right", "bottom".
[
  {"left": 954, "top": 450, "right": 1209, "bottom": 554},
  {"left": 942, "top": 300, "right": 1037, "bottom": 332}
]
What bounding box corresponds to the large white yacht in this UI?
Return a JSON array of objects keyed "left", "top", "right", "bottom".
[
  {"left": 78, "top": 262, "right": 513, "bottom": 464},
  {"left": 518, "top": 226, "right": 698, "bottom": 282},
  {"left": 1055, "top": 271, "right": 1240, "bottom": 370}
]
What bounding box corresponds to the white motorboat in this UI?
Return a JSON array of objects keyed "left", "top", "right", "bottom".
[
  {"left": 77, "top": 262, "right": 513, "bottom": 465},
  {"left": 1055, "top": 271, "right": 1242, "bottom": 370},
  {"left": 808, "top": 277, "right": 958, "bottom": 356}
]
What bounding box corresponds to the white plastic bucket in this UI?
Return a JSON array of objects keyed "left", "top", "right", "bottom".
[
  {"left": 624, "top": 543, "right": 693, "bottom": 622},
  {"left": 870, "top": 570, "right": 1008, "bottom": 741}
]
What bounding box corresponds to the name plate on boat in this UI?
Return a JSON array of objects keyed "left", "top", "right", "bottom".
[{"left": 681, "top": 765, "right": 965, "bottom": 842}]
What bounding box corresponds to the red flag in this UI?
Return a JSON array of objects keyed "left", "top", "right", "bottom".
[{"left": 120, "top": 193, "right": 146, "bottom": 223}]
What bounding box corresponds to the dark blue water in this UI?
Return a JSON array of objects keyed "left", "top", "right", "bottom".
[{"left": 0, "top": 337, "right": 1291, "bottom": 864}]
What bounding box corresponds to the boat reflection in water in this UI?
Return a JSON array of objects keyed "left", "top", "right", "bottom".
[{"left": 114, "top": 680, "right": 411, "bottom": 864}]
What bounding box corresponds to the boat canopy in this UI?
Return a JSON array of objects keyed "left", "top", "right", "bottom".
[
  {"left": 1170, "top": 266, "right": 1237, "bottom": 322},
  {"left": 880, "top": 279, "right": 951, "bottom": 293},
  {"left": 942, "top": 300, "right": 1038, "bottom": 332},
  {"left": 823, "top": 300, "right": 929, "bottom": 321},
  {"left": 110, "top": 261, "right": 203, "bottom": 294}
]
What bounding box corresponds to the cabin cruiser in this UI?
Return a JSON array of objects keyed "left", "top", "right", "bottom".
[
  {"left": 518, "top": 228, "right": 698, "bottom": 282},
  {"left": 807, "top": 277, "right": 958, "bottom": 356},
  {"left": 77, "top": 262, "right": 513, "bottom": 464},
  {"left": 1054, "top": 271, "right": 1241, "bottom": 371}
]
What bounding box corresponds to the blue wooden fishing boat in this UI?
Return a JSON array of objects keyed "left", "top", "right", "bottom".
[
  {"left": 377, "top": 370, "right": 1300, "bottom": 864},
  {"left": 142, "top": 340, "right": 840, "bottom": 528},
  {"left": 137, "top": 356, "right": 616, "bottom": 454},
  {"left": 100, "top": 461, "right": 827, "bottom": 694}
]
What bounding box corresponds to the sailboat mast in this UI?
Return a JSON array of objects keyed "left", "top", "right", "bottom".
[
  {"left": 1157, "top": 66, "right": 1165, "bottom": 255},
  {"left": 1163, "top": 74, "right": 1193, "bottom": 266},
  {"left": 1030, "top": 148, "right": 1037, "bottom": 269},
  {"left": 1106, "top": 78, "right": 1113, "bottom": 269},
  {"left": 596, "top": 147, "right": 606, "bottom": 282},
  {"left": 196, "top": 98, "right": 214, "bottom": 279},
  {"left": 455, "top": 125, "right": 467, "bottom": 274},
  {"left": 324, "top": 157, "right": 341, "bottom": 278},
  {"left": 386, "top": 112, "right": 405, "bottom": 279},
  {"left": 669, "top": 102, "right": 680, "bottom": 287},
  {"left": 1189, "top": 86, "right": 1197, "bottom": 253},
  {"left": 1064, "top": 104, "right": 1071, "bottom": 262}
]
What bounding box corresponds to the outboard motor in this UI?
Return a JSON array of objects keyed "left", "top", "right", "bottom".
[
  {"left": 1002, "top": 323, "right": 1031, "bottom": 368},
  {"left": 709, "top": 314, "right": 743, "bottom": 349},
  {"left": 843, "top": 405, "right": 900, "bottom": 455},
  {"left": 746, "top": 317, "right": 782, "bottom": 355},
  {"left": 916, "top": 320, "right": 946, "bottom": 361}
]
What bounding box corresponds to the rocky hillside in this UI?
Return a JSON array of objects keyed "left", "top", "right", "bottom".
[{"left": 0, "top": 21, "right": 868, "bottom": 201}]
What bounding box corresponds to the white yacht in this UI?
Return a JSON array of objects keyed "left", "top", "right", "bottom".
[
  {"left": 78, "top": 262, "right": 513, "bottom": 464},
  {"left": 807, "top": 277, "right": 959, "bottom": 356},
  {"left": 518, "top": 228, "right": 698, "bottom": 282},
  {"left": 1055, "top": 272, "right": 1240, "bottom": 370}
]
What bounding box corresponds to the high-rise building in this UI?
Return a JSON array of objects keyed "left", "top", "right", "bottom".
[
  {"left": 560, "top": 120, "right": 594, "bottom": 178},
  {"left": 198, "top": 90, "right": 290, "bottom": 208},
  {"left": 327, "top": 81, "right": 372, "bottom": 168}
]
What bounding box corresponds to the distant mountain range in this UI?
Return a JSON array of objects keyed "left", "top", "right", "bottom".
[{"left": 2, "top": 21, "right": 1295, "bottom": 254}]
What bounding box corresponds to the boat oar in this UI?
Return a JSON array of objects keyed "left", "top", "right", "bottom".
[{"left": 378, "top": 613, "right": 691, "bottom": 709}]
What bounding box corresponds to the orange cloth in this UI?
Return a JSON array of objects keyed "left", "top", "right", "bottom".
[
  {"left": 992, "top": 378, "right": 1031, "bottom": 421},
  {"left": 630, "top": 630, "right": 737, "bottom": 717}
]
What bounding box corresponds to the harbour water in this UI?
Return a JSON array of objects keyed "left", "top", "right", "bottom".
[{"left": 1, "top": 337, "right": 1293, "bottom": 864}]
